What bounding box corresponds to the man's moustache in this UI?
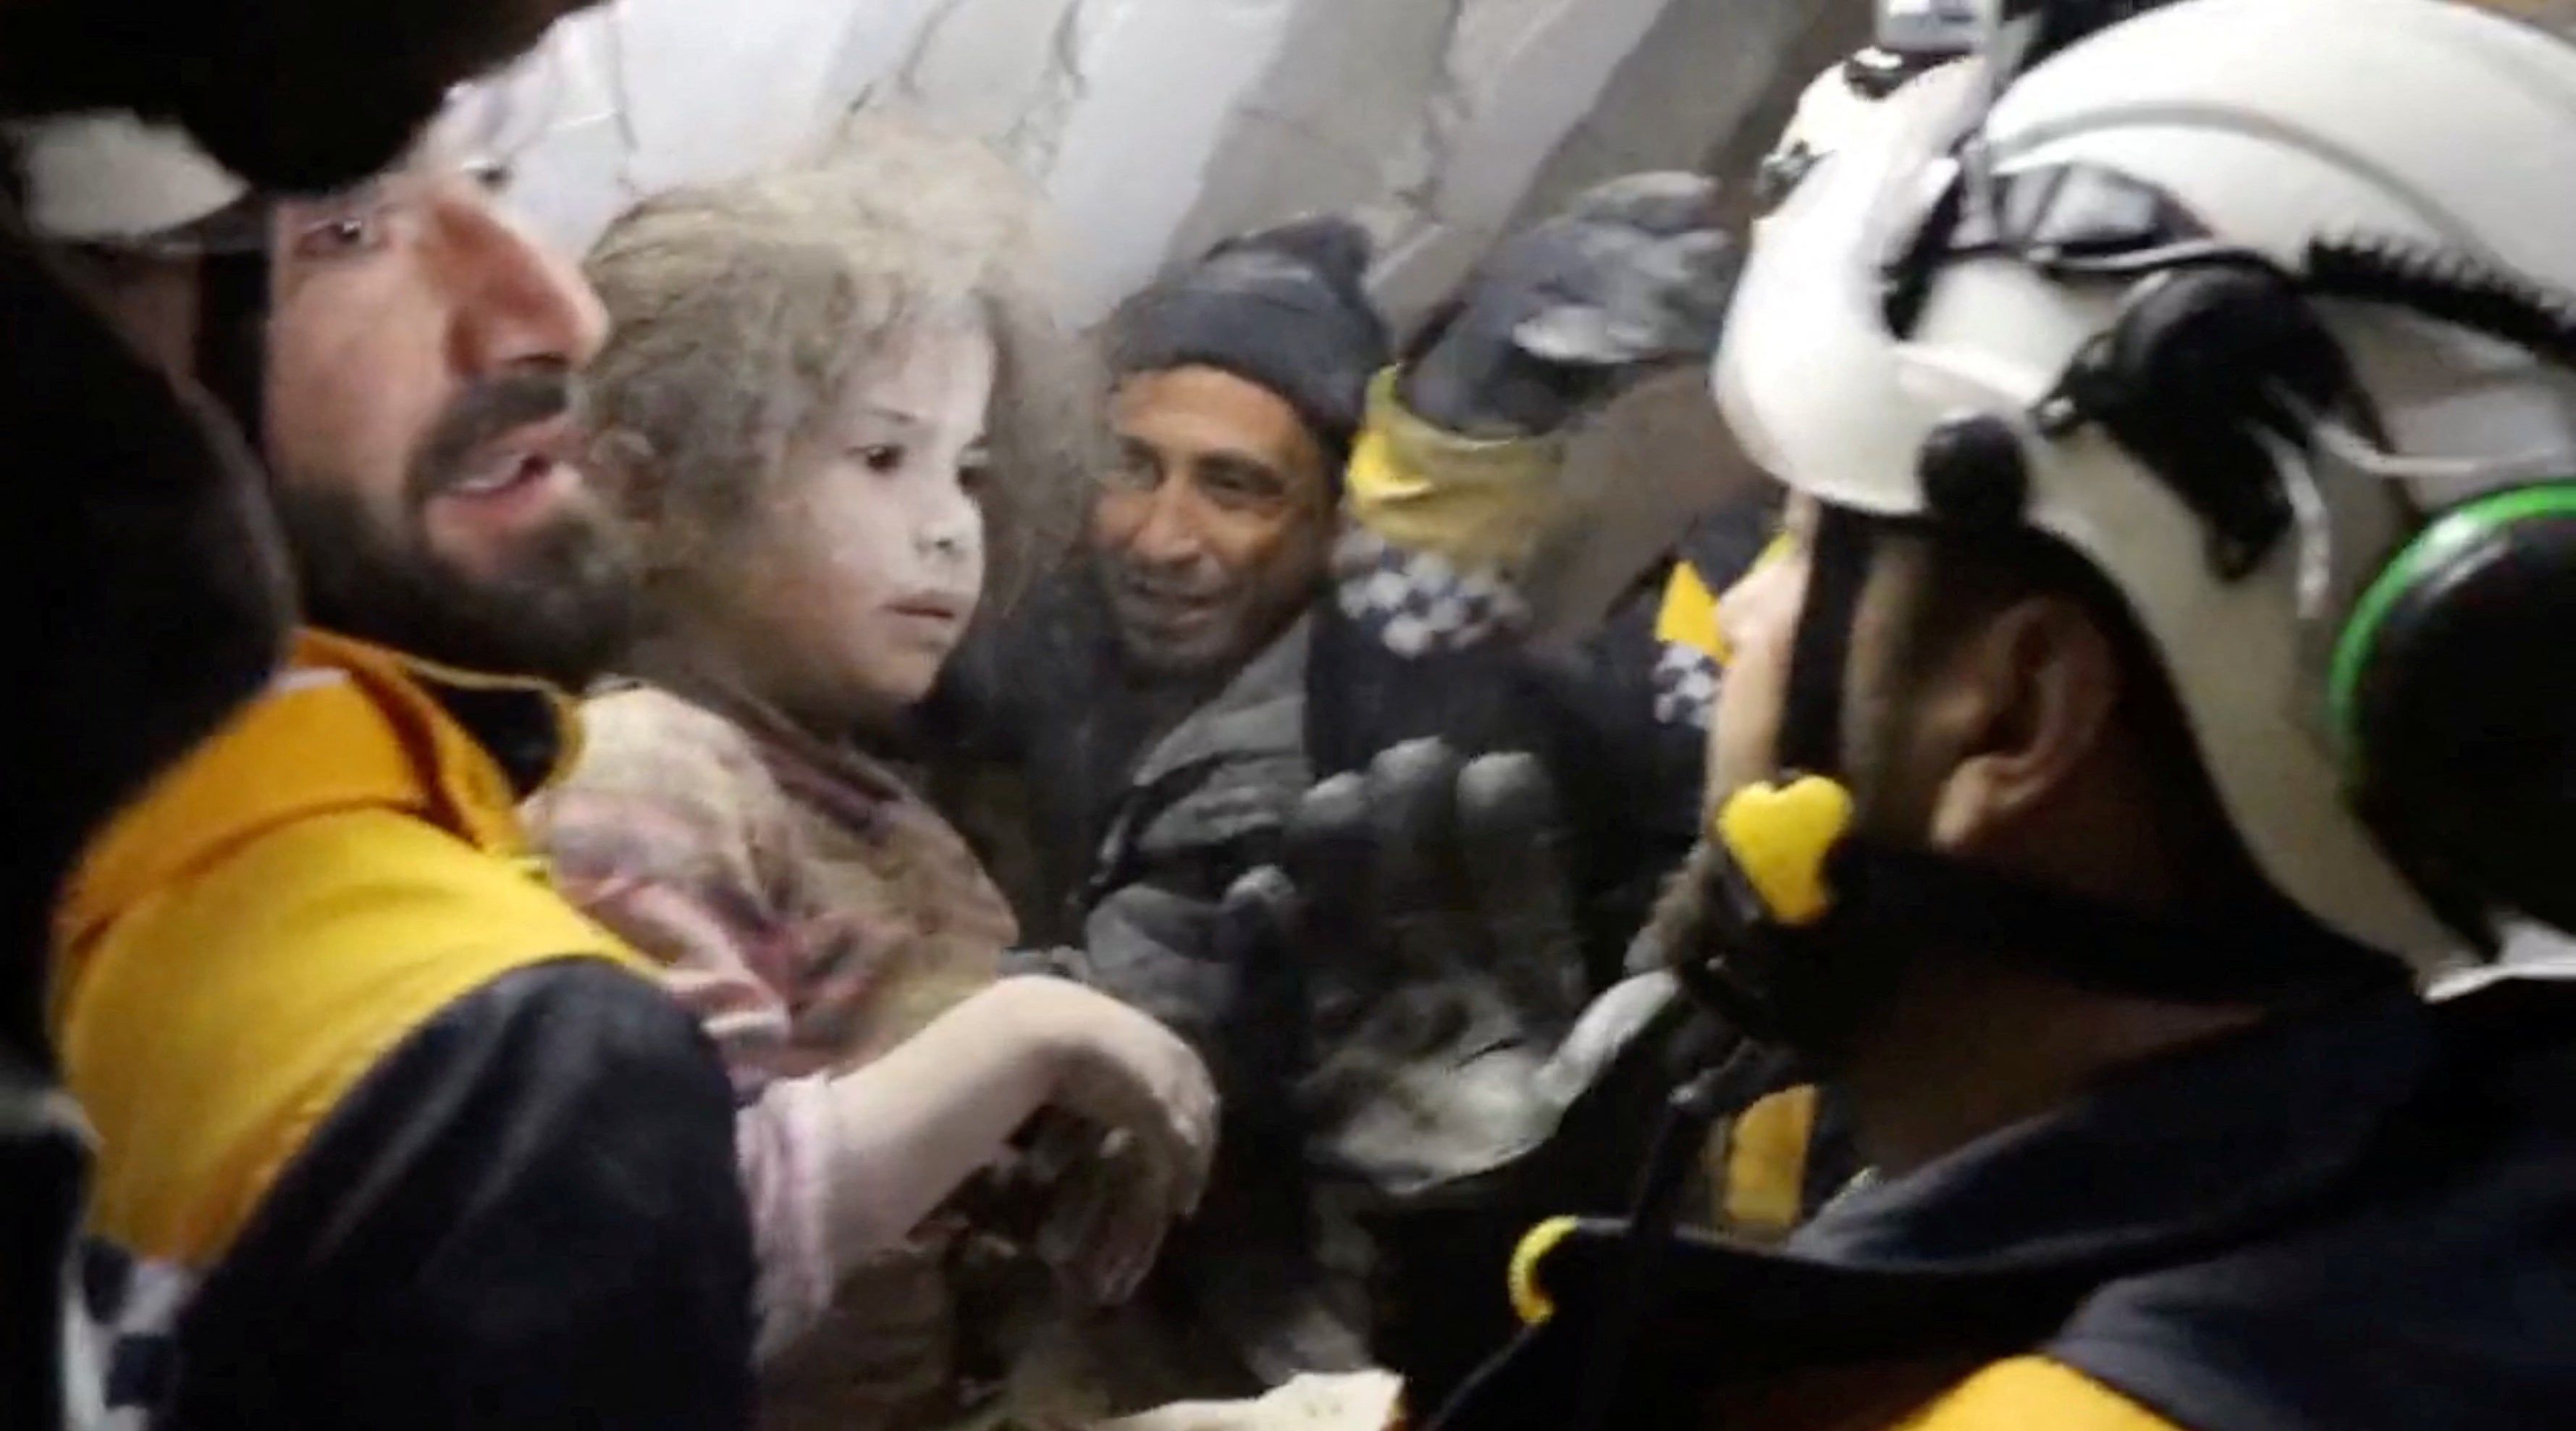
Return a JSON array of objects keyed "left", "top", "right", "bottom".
[
  {"left": 1108, "top": 564, "right": 1229, "bottom": 606},
  {"left": 408, "top": 371, "right": 587, "bottom": 501}
]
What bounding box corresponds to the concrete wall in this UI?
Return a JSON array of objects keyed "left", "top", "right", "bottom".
[
  {"left": 487, "top": 0, "right": 1854, "bottom": 632},
  {"left": 498, "top": 0, "right": 1841, "bottom": 327},
  {"left": 488, "top": 0, "right": 2576, "bottom": 638}
]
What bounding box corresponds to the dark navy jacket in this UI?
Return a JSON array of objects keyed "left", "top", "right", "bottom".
[{"left": 1431, "top": 981, "right": 2576, "bottom": 1430}]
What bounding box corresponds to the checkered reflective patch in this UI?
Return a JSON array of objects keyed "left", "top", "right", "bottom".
[
  {"left": 77, "top": 1239, "right": 196, "bottom": 1429},
  {"left": 1652, "top": 640, "right": 1720, "bottom": 730},
  {"left": 1332, "top": 528, "right": 1531, "bottom": 658}
]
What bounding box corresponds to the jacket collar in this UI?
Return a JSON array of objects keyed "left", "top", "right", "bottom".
[
  {"left": 56, "top": 627, "right": 579, "bottom": 962},
  {"left": 1129, "top": 613, "right": 1313, "bottom": 790},
  {"left": 1790, "top": 992, "right": 2431, "bottom": 1272},
  {"left": 1520, "top": 994, "right": 2441, "bottom": 1379}
]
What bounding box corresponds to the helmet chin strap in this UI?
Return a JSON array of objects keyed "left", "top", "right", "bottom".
[
  {"left": 1675, "top": 502, "right": 2402, "bottom": 1049},
  {"left": 1672, "top": 503, "right": 1883, "bottom": 1045},
  {"left": 1777, "top": 505, "right": 1874, "bottom": 779},
  {"left": 1692, "top": 831, "right": 2400, "bottom": 1038},
  {"left": 1559, "top": 504, "right": 1882, "bottom": 1431}
]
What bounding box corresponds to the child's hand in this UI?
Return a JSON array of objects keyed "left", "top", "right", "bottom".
[{"left": 998, "top": 975, "right": 1218, "bottom": 1304}]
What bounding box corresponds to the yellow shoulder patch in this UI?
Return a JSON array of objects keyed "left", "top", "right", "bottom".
[
  {"left": 1896, "top": 1358, "right": 2186, "bottom": 1430},
  {"left": 62, "top": 810, "right": 644, "bottom": 1267},
  {"left": 56, "top": 638, "right": 641, "bottom": 1271},
  {"left": 1654, "top": 559, "right": 1730, "bottom": 665}
]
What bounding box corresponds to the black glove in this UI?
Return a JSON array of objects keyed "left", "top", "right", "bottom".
[
  {"left": 1216, "top": 739, "right": 1714, "bottom": 1400},
  {"left": 1399, "top": 174, "right": 1738, "bottom": 439},
  {"left": 1219, "top": 739, "right": 1633, "bottom": 1198}
]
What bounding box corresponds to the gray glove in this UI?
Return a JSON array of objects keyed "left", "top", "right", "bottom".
[{"left": 1399, "top": 173, "right": 1738, "bottom": 438}]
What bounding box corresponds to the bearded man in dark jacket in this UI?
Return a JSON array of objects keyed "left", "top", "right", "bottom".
[{"left": 0, "top": 1, "right": 616, "bottom": 1422}]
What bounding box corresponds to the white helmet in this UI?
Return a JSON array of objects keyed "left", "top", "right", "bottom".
[
  {"left": 8, "top": 41, "right": 590, "bottom": 450},
  {"left": 8, "top": 20, "right": 595, "bottom": 252},
  {"left": 9, "top": 112, "right": 251, "bottom": 248},
  {"left": 1715, "top": 0, "right": 2576, "bottom": 975}
]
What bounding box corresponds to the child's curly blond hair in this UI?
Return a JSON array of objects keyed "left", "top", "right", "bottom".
[{"left": 584, "top": 114, "right": 1100, "bottom": 618}]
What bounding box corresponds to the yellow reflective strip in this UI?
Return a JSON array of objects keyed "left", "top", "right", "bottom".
[
  {"left": 1654, "top": 560, "right": 1728, "bottom": 665},
  {"left": 1718, "top": 1084, "right": 1819, "bottom": 1236},
  {"left": 1895, "top": 1358, "right": 2186, "bottom": 1430},
  {"left": 1507, "top": 1216, "right": 1581, "bottom": 1325}
]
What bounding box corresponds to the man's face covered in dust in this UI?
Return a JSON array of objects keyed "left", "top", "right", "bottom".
[{"left": 263, "top": 151, "right": 639, "bottom": 689}]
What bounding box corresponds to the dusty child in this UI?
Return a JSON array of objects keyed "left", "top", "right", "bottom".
[{"left": 529, "top": 123, "right": 1216, "bottom": 1429}]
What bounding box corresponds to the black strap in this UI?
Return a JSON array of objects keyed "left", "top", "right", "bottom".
[
  {"left": 1671, "top": 834, "right": 2399, "bottom": 1049},
  {"left": 1565, "top": 1041, "right": 1764, "bottom": 1431},
  {"left": 1776, "top": 505, "right": 1872, "bottom": 779}
]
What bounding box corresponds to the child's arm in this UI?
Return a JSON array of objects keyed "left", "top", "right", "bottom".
[
  {"left": 542, "top": 810, "right": 1217, "bottom": 1356},
  {"left": 531, "top": 692, "right": 1214, "bottom": 1355},
  {"left": 799, "top": 975, "right": 1217, "bottom": 1298}
]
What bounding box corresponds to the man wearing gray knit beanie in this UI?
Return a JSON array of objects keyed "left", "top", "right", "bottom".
[
  {"left": 1092, "top": 215, "right": 1391, "bottom": 678},
  {"left": 948, "top": 186, "right": 1734, "bottom": 959},
  {"left": 930, "top": 185, "right": 1735, "bottom": 1398},
  {"left": 933, "top": 217, "right": 1395, "bottom": 968},
  {"left": 927, "top": 217, "right": 1398, "bottom": 1399}
]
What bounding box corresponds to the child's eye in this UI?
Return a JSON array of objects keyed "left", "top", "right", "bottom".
[{"left": 856, "top": 445, "right": 906, "bottom": 474}]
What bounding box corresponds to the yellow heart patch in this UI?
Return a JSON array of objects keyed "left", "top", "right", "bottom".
[{"left": 1712, "top": 776, "right": 1853, "bottom": 926}]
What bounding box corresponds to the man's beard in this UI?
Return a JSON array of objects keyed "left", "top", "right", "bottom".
[{"left": 274, "top": 374, "right": 640, "bottom": 692}]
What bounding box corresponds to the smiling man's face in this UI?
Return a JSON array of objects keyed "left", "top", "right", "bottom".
[
  {"left": 1088, "top": 364, "right": 1336, "bottom": 676},
  {"left": 261, "top": 148, "right": 639, "bottom": 688}
]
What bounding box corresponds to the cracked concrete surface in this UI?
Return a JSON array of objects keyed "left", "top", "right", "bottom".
[
  {"left": 506, "top": 0, "right": 1827, "bottom": 330},
  {"left": 487, "top": 0, "right": 1840, "bottom": 629},
  {"left": 492, "top": 0, "right": 2576, "bottom": 631}
]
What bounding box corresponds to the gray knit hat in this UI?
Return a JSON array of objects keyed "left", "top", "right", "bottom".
[{"left": 1106, "top": 216, "right": 1392, "bottom": 458}]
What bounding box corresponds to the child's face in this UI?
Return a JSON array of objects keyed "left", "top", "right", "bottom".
[{"left": 725, "top": 316, "right": 994, "bottom": 723}]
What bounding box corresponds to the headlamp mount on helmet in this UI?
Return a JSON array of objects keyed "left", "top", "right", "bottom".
[
  {"left": 11, "top": 38, "right": 599, "bottom": 452},
  {"left": 1752, "top": 0, "right": 1985, "bottom": 224},
  {"left": 1848, "top": 0, "right": 1982, "bottom": 99}
]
